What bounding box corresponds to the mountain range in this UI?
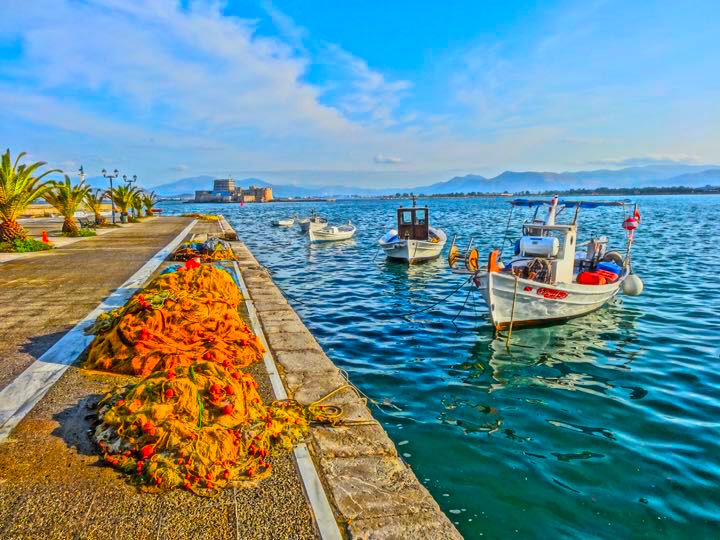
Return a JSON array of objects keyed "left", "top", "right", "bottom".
[{"left": 139, "top": 164, "right": 720, "bottom": 198}]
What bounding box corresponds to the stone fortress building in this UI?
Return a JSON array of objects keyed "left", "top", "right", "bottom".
[{"left": 195, "top": 178, "right": 273, "bottom": 203}]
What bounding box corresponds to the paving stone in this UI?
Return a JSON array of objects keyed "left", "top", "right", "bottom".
[
  {"left": 266, "top": 331, "right": 323, "bottom": 353},
  {"left": 320, "top": 456, "right": 441, "bottom": 521},
  {"left": 273, "top": 350, "right": 337, "bottom": 373},
  {"left": 254, "top": 301, "right": 295, "bottom": 313},
  {"left": 285, "top": 370, "right": 347, "bottom": 403},
  {"left": 251, "top": 290, "right": 287, "bottom": 304},
  {"left": 258, "top": 310, "right": 303, "bottom": 324},
  {"left": 310, "top": 425, "right": 398, "bottom": 459},
  {"left": 262, "top": 319, "right": 307, "bottom": 334},
  {"left": 348, "top": 510, "right": 463, "bottom": 540}
]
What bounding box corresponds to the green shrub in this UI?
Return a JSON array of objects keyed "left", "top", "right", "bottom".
[
  {"left": 62, "top": 229, "right": 97, "bottom": 238},
  {"left": 0, "top": 238, "right": 53, "bottom": 253}
]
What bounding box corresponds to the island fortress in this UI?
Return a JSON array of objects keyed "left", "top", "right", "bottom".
[{"left": 195, "top": 178, "right": 273, "bottom": 203}]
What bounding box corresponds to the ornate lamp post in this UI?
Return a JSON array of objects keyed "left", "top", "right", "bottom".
[
  {"left": 102, "top": 168, "right": 119, "bottom": 224},
  {"left": 123, "top": 175, "right": 138, "bottom": 219}
]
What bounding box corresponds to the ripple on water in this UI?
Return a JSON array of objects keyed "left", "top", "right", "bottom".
[{"left": 161, "top": 195, "right": 720, "bottom": 538}]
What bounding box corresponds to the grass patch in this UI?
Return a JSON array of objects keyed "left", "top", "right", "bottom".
[
  {"left": 0, "top": 238, "right": 53, "bottom": 253},
  {"left": 62, "top": 229, "right": 97, "bottom": 237}
]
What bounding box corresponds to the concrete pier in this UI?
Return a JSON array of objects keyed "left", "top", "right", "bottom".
[{"left": 0, "top": 216, "right": 460, "bottom": 539}]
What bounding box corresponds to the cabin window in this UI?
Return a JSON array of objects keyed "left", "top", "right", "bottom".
[
  {"left": 401, "top": 211, "right": 413, "bottom": 224},
  {"left": 416, "top": 210, "right": 428, "bottom": 225}
]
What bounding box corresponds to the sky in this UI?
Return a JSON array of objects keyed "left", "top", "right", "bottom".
[{"left": 1, "top": 0, "right": 719, "bottom": 188}]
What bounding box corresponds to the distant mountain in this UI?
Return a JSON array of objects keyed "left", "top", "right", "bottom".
[
  {"left": 149, "top": 164, "right": 720, "bottom": 198},
  {"left": 650, "top": 168, "right": 720, "bottom": 187},
  {"left": 416, "top": 164, "right": 720, "bottom": 194},
  {"left": 153, "top": 176, "right": 214, "bottom": 196}
]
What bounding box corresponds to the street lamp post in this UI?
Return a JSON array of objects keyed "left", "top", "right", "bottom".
[{"left": 102, "top": 168, "right": 119, "bottom": 224}]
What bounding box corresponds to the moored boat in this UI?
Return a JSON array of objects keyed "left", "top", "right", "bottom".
[
  {"left": 308, "top": 221, "right": 356, "bottom": 242},
  {"left": 449, "top": 196, "right": 643, "bottom": 330},
  {"left": 299, "top": 211, "right": 327, "bottom": 233},
  {"left": 379, "top": 197, "right": 446, "bottom": 263},
  {"left": 272, "top": 217, "right": 295, "bottom": 227}
]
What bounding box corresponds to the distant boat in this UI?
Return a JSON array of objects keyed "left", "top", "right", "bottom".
[
  {"left": 308, "top": 221, "right": 356, "bottom": 242},
  {"left": 272, "top": 217, "right": 295, "bottom": 227},
  {"left": 448, "top": 196, "right": 644, "bottom": 330},
  {"left": 299, "top": 211, "right": 328, "bottom": 233},
  {"left": 378, "top": 196, "right": 446, "bottom": 263}
]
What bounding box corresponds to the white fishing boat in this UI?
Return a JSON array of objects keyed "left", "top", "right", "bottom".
[
  {"left": 449, "top": 196, "right": 644, "bottom": 331},
  {"left": 299, "top": 211, "right": 328, "bottom": 233},
  {"left": 308, "top": 221, "right": 356, "bottom": 242},
  {"left": 378, "top": 197, "right": 446, "bottom": 263},
  {"left": 272, "top": 217, "right": 295, "bottom": 227}
]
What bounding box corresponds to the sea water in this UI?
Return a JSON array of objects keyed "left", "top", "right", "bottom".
[{"left": 160, "top": 195, "right": 720, "bottom": 538}]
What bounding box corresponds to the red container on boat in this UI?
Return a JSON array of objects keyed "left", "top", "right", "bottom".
[
  {"left": 596, "top": 269, "right": 619, "bottom": 282},
  {"left": 577, "top": 271, "right": 607, "bottom": 285}
]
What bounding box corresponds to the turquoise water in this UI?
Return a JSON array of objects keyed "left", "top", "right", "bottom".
[{"left": 160, "top": 196, "right": 720, "bottom": 538}]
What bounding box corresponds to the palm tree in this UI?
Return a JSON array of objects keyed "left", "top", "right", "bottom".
[
  {"left": 131, "top": 192, "right": 144, "bottom": 220},
  {"left": 0, "top": 149, "right": 59, "bottom": 242},
  {"left": 141, "top": 191, "right": 157, "bottom": 217},
  {"left": 85, "top": 188, "right": 107, "bottom": 225},
  {"left": 109, "top": 184, "right": 140, "bottom": 223},
  {"left": 43, "top": 175, "right": 92, "bottom": 234}
]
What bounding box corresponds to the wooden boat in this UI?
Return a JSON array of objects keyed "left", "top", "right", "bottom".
[
  {"left": 378, "top": 197, "right": 446, "bottom": 263},
  {"left": 449, "top": 196, "right": 643, "bottom": 330},
  {"left": 299, "top": 211, "right": 327, "bottom": 233},
  {"left": 308, "top": 221, "right": 356, "bottom": 242}
]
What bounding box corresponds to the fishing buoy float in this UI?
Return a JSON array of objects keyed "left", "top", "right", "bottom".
[{"left": 623, "top": 273, "right": 644, "bottom": 296}]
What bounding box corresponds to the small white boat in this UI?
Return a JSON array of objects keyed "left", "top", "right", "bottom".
[
  {"left": 449, "top": 196, "right": 644, "bottom": 331},
  {"left": 272, "top": 217, "right": 295, "bottom": 227},
  {"left": 299, "top": 212, "right": 327, "bottom": 233},
  {"left": 378, "top": 197, "right": 446, "bottom": 263},
  {"left": 308, "top": 221, "right": 356, "bottom": 242}
]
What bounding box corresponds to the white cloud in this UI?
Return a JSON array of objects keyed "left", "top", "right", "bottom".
[{"left": 374, "top": 153, "right": 403, "bottom": 165}]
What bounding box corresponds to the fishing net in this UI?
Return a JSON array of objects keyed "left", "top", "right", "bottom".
[
  {"left": 85, "top": 264, "right": 264, "bottom": 377},
  {"left": 95, "top": 361, "right": 309, "bottom": 494},
  {"left": 173, "top": 238, "right": 235, "bottom": 262}
]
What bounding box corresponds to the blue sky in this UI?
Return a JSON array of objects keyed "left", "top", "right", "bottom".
[{"left": 0, "top": 0, "right": 718, "bottom": 188}]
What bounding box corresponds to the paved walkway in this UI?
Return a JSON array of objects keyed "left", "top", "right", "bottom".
[
  {"left": 0, "top": 217, "right": 191, "bottom": 390},
  {"left": 0, "top": 218, "right": 316, "bottom": 539}
]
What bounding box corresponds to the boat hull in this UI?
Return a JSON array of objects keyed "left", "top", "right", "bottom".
[
  {"left": 309, "top": 227, "right": 356, "bottom": 242},
  {"left": 300, "top": 220, "right": 326, "bottom": 233},
  {"left": 380, "top": 239, "right": 444, "bottom": 263},
  {"left": 479, "top": 271, "right": 625, "bottom": 330}
]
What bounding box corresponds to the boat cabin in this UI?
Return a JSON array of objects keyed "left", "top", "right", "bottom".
[{"left": 397, "top": 205, "right": 430, "bottom": 241}]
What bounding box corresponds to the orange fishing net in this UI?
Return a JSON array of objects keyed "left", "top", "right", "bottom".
[
  {"left": 173, "top": 245, "right": 235, "bottom": 262},
  {"left": 85, "top": 264, "right": 264, "bottom": 377},
  {"left": 95, "top": 361, "right": 309, "bottom": 494},
  {"left": 88, "top": 261, "right": 312, "bottom": 494}
]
